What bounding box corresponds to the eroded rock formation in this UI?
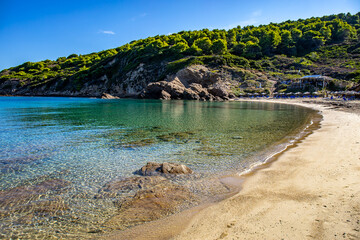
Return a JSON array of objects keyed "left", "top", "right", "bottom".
[{"left": 141, "top": 65, "right": 235, "bottom": 100}]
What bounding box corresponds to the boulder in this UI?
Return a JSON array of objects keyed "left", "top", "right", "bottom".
[
  {"left": 176, "top": 65, "right": 220, "bottom": 86},
  {"left": 162, "top": 162, "right": 193, "bottom": 174},
  {"left": 183, "top": 88, "right": 200, "bottom": 100},
  {"left": 160, "top": 90, "right": 171, "bottom": 100},
  {"left": 141, "top": 80, "right": 185, "bottom": 99},
  {"left": 214, "top": 96, "right": 224, "bottom": 101},
  {"left": 140, "top": 65, "right": 234, "bottom": 101},
  {"left": 101, "top": 93, "right": 119, "bottom": 99},
  {"left": 208, "top": 85, "right": 229, "bottom": 98},
  {"left": 228, "top": 92, "right": 236, "bottom": 99},
  {"left": 135, "top": 162, "right": 193, "bottom": 176},
  {"left": 189, "top": 83, "right": 211, "bottom": 99},
  {"left": 140, "top": 82, "right": 163, "bottom": 99}
]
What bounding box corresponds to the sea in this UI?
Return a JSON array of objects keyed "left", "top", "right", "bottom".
[{"left": 0, "top": 96, "right": 317, "bottom": 238}]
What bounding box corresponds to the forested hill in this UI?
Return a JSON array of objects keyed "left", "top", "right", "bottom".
[{"left": 1, "top": 12, "right": 359, "bottom": 99}]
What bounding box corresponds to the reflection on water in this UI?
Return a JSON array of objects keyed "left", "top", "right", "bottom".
[{"left": 0, "top": 97, "right": 315, "bottom": 238}]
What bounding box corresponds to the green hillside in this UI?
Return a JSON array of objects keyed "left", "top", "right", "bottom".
[{"left": 1, "top": 12, "right": 359, "bottom": 96}]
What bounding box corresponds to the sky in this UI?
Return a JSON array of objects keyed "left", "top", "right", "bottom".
[{"left": 0, "top": 0, "right": 359, "bottom": 70}]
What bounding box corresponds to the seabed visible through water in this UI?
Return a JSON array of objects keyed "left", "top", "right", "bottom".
[{"left": 0, "top": 97, "right": 317, "bottom": 239}]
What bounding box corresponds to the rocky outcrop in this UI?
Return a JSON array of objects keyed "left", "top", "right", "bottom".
[
  {"left": 140, "top": 65, "right": 235, "bottom": 100},
  {"left": 135, "top": 162, "right": 193, "bottom": 176},
  {"left": 101, "top": 93, "right": 120, "bottom": 99},
  {"left": 0, "top": 63, "right": 240, "bottom": 100}
]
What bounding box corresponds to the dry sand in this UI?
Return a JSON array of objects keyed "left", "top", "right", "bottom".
[{"left": 174, "top": 99, "right": 360, "bottom": 240}]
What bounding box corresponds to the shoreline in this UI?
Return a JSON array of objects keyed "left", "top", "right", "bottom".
[
  {"left": 2, "top": 96, "right": 359, "bottom": 239},
  {"left": 102, "top": 99, "right": 341, "bottom": 240},
  {"left": 172, "top": 99, "right": 360, "bottom": 240}
]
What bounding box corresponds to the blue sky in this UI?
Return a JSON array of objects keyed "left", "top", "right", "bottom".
[{"left": 0, "top": 0, "right": 359, "bottom": 70}]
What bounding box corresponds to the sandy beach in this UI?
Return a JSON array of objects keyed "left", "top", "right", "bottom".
[{"left": 173, "top": 99, "right": 360, "bottom": 240}]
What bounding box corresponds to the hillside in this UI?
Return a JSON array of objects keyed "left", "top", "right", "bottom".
[{"left": 0, "top": 12, "right": 359, "bottom": 100}]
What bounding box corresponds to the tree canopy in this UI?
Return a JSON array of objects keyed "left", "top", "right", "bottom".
[{"left": 1, "top": 12, "right": 359, "bottom": 90}]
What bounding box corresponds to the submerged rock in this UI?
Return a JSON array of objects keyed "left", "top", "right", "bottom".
[
  {"left": 96, "top": 176, "right": 167, "bottom": 198},
  {"left": 156, "top": 131, "right": 196, "bottom": 143},
  {"left": 98, "top": 171, "right": 198, "bottom": 230},
  {"left": 0, "top": 155, "right": 48, "bottom": 174},
  {"left": 0, "top": 179, "right": 70, "bottom": 217},
  {"left": 18, "top": 197, "right": 69, "bottom": 217},
  {"left": 118, "top": 139, "right": 156, "bottom": 149},
  {"left": 135, "top": 162, "right": 193, "bottom": 176},
  {"left": 232, "top": 136, "right": 243, "bottom": 139},
  {"left": 104, "top": 182, "right": 196, "bottom": 229},
  {"left": 194, "top": 146, "right": 226, "bottom": 156},
  {"left": 156, "top": 134, "right": 176, "bottom": 142}
]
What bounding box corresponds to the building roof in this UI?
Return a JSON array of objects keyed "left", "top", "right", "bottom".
[
  {"left": 300, "top": 75, "right": 333, "bottom": 81},
  {"left": 301, "top": 75, "right": 323, "bottom": 78}
]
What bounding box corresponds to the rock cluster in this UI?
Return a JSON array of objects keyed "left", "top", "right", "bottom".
[
  {"left": 104, "top": 181, "right": 195, "bottom": 229},
  {"left": 0, "top": 64, "right": 241, "bottom": 101},
  {"left": 140, "top": 65, "right": 235, "bottom": 101},
  {"left": 135, "top": 162, "right": 193, "bottom": 176},
  {"left": 97, "top": 162, "right": 196, "bottom": 230}
]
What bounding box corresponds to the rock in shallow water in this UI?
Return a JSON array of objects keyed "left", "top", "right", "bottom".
[
  {"left": 135, "top": 162, "right": 193, "bottom": 176},
  {"left": 104, "top": 182, "right": 196, "bottom": 229},
  {"left": 95, "top": 176, "right": 167, "bottom": 198},
  {"left": 99, "top": 165, "right": 197, "bottom": 230},
  {"left": 0, "top": 179, "right": 70, "bottom": 217}
]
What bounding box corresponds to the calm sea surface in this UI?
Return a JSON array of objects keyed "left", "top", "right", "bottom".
[{"left": 0, "top": 97, "right": 315, "bottom": 238}]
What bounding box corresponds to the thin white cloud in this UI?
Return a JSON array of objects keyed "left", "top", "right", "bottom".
[
  {"left": 223, "top": 9, "right": 262, "bottom": 29},
  {"left": 252, "top": 10, "right": 262, "bottom": 17},
  {"left": 100, "top": 30, "right": 115, "bottom": 35},
  {"left": 131, "top": 13, "right": 147, "bottom": 21}
]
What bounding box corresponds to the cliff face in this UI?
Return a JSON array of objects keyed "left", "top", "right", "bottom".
[
  {"left": 0, "top": 63, "right": 250, "bottom": 100},
  {"left": 0, "top": 59, "right": 167, "bottom": 98},
  {"left": 140, "top": 65, "right": 238, "bottom": 100}
]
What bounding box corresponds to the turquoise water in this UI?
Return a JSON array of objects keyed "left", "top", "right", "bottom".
[{"left": 0, "top": 97, "right": 315, "bottom": 238}]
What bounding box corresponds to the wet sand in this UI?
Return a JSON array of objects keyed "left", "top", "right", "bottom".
[{"left": 174, "top": 99, "right": 360, "bottom": 240}]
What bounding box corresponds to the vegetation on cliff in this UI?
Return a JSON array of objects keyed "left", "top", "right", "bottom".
[{"left": 0, "top": 12, "right": 359, "bottom": 95}]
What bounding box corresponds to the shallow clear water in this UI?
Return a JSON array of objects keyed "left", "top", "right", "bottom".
[{"left": 0, "top": 97, "right": 315, "bottom": 238}]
